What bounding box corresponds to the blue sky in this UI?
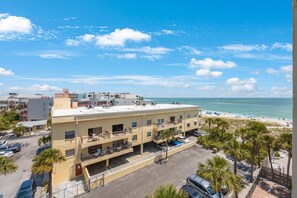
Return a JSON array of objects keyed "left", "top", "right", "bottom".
[{"left": 0, "top": 0, "right": 292, "bottom": 97}]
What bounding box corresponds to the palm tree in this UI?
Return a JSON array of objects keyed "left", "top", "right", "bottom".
[
  {"left": 146, "top": 184, "right": 188, "bottom": 198},
  {"left": 47, "top": 111, "right": 52, "bottom": 129},
  {"left": 223, "top": 139, "right": 247, "bottom": 175},
  {"left": 277, "top": 133, "right": 292, "bottom": 179},
  {"left": 0, "top": 156, "right": 18, "bottom": 174},
  {"left": 38, "top": 134, "right": 52, "bottom": 147},
  {"left": 262, "top": 134, "right": 275, "bottom": 178},
  {"left": 32, "top": 148, "right": 66, "bottom": 197},
  {"left": 160, "top": 129, "right": 174, "bottom": 160},
  {"left": 234, "top": 128, "right": 247, "bottom": 149},
  {"left": 13, "top": 124, "right": 25, "bottom": 137},
  {"left": 197, "top": 156, "right": 244, "bottom": 198},
  {"left": 205, "top": 118, "right": 214, "bottom": 133}
]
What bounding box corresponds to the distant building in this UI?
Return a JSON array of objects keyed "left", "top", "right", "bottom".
[
  {"left": 27, "top": 97, "right": 53, "bottom": 121},
  {"left": 16, "top": 120, "right": 47, "bottom": 133}
]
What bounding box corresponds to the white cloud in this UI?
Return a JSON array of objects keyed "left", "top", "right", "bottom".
[
  {"left": 220, "top": 44, "right": 268, "bottom": 52},
  {"left": 271, "top": 87, "right": 292, "bottom": 95},
  {"left": 161, "top": 29, "right": 175, "bottom": 35},
  {"left": 38, "top": 50, "right": 78, "bottom": 59},
  {"left": 9, "top": 84, "right": 62, "bottom": 92},
  {"left": 0, "top": 14, "right": 32, "bottom": 33},
  {"left": 234, "top": 53, "right": 292, "bottom": 61},
  {"left": 96, "top": 28, "right": 150, "bottom": 47},
  {"left": 196, "top": 85, "right": 216, "bottom": 90},
  {"left": 65, "top": 39, "right": 80, "bottom": 46},
  {"left": 0, "top": 67, "right": 14, "bottom": 76},
  {"left": 190, "top": 58, "right": 236, "bottom": 69},
  {"left": 178, "top": 46, "right": 201, "bottom": 55},
  {"left": 117, "top": 53, "right": 137, "bottom": 59},
  {"left": 271, "top": 42, "right": 292, "bottom": 51},
  {"left": 280, "top": 65, "right": 292, "bottom": 73},
  {"left": 0, "top": 82, "right": 4, "bottom": 86},
  {"left": 80, "top": 34, "right": 95, "bottom": 42},
  {"left": 226, "top": 77, "right": 258, "bottom": 93},
  {"left": 196, "top": 69, "right": 222, "bottom": 78},
  {"left": 285, "top": 74, "right": 292, "bottom": 82},
  {"left": 123, "top": 46, "right": 172, "bottom": 60},
  {"left": 64, "top": 17, "right": 76, "bottom": 21},
  {"left": 266, "top": 68, "right": 279, "bottom": 75}
]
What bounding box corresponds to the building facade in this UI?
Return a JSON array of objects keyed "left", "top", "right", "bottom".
[
  {"left": 51, "top": 97, "right": 199, "bottom": 187},
  {"left": 27, "top": 97, "right": 53, "bottom": 121}
]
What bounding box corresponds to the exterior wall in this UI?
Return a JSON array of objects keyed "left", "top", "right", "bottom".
[
  {"left": 54, "top": 98, "right": 71, "bottom": 109},
  {"left": 27, "top": 98, "right": 52, "bottom": 121},
  {"left": 51, "top": 106, "right": 199, "bottom": 187}
]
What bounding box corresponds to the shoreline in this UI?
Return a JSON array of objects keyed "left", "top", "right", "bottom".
[{"left": 201, "top": 110, "right": 292, "bottom": 128}]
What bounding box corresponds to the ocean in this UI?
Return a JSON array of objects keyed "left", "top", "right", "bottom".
[{"left": 147, "top": 98, "right": 292, "bottom": 121}]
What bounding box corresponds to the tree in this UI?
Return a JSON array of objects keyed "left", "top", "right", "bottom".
[
  {"left": 262, "top": 134, "right": 275, "bottom": 179},
  {"left": 205, "top": 118, "right": 214, "bottom": 133},
  {"left": 160, "top": 129, "right": 174, "bottom": 160},
  {"left": 197, "top": 156, "right": 244, "bottom": 198},
  {"left": 277, "top": 133, "right": 292, "bottom": 179},
  {"left": 0, "top": 156, "right": 18, "bottom": 174},
  {"left": 38, "top": 134, "right": 52, "bottom": 147},
  {"left": 245, "top": 121, "right": 268, "bottom": 182},
  {"left": 146, "top": 184, "right": 188, "bottom": 198},
  {"left": 47, "top": 111, "right": 52, "bottom": 129},
  {"left": 234, "top": 128, "right": 247, "bottom": 149},
  {"left": 32, "top": 148, "right": 66, "bottom": 197},
  {"left": 13, "top": 124, "right": 25, "bottom": 137}
]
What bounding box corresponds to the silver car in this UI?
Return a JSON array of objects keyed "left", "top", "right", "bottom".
[{"left": 187, "top": 174, "right": 221, "bottom": 198}]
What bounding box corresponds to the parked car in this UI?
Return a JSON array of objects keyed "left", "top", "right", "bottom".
[
  {"left": 193, "top": 131, "right": 207, "bottom": 137},
  {"left": 0, "top": 143, "right": 22, "bottom": 153},
  {"left": 187, "top": 174, "right": 221, "bottom": 198},
  {"left": 155, "top": 142, "right": 168, "bottom": 150},
  {"left": 0, "top": 140, "right": 7, "bottom": 146},
  {"left": 181, "top": 185, "right": 203, "bottom": 198},
  {"left": 177, "top": 136, "right": 190, "bottom": 143},
  {"left": 0, "top": 150, "right": 13, "bottom": 158},
  {"left": 15, "top": 179, "right": 35, "bottom": 198},
  {"left": 169, "top": 140, "right": 182, "bottom": 146}
]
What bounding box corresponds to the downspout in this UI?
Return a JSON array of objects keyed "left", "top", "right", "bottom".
[{"left": 140, "top": 112, "right": 145, "bottom": 154}]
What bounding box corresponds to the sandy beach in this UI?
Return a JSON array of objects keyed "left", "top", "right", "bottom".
[{"left": 201, "top": 111, "right": 292, "bottom": 129}]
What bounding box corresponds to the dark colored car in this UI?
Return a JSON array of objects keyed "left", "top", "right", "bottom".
[
  {"left": 0, "top": 143, "right": 22, "bottom": 153},
  {"left": 181, "top": 185, "right": 203, "bottom": 198},
  {"left": 16, "top": 179, "right": 35, "bottom": 198}
]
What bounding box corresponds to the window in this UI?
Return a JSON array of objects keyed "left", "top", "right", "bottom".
[
  {"left": 179, "top": 126, "right": 182, "bottom": 130},
  {"left": 194, "top": 114, "right": 197, "bottom": 117},
  {"left": 132, "top": 121, "right": 137, "bottom": 128},
  {"left": 113, "top": 139, "right": 126, "bottom": 147},
  {"left": 65, "top": 131, "right": 75, "bottom": 139},
  {"left": 88, "top": 127, "right": 102, "bottom": 136},
  {"left": 179, "top": 115, "right": 183, "bottom": 120},
  {"left": 112, "top": 124, "right": 124, "bottom": 134},
  {"left": 194, "top": 121, "right": 197, "bottom": 126},
  {"left": 147, "top": 132, "right": 152, "bottom": 137},
  {"left": 187, "top": 123, "right": 190, "bottom": 128},
  {"left": 65, "top": 149, "right": 75, "bottom": 157},
  {"left": 157, "top": 118, "right": 164, "bottom": 125},
  {"left": 88, "top": 145, "right": 102, "bottom": 154},
  {"left": 132, "top": 135, "right": 137, "bottom": 141},
  {"left": 187, "top": 114, "right": 190, "bottom": 118},
  {"left": 36, "top": 125, "right": 43, "bottom": 129},
  {"left": 169, "top": 116, "right": 175, "bottom": 123},
  {"left": 147, "top": 120, "right": 152, "bottom": 126}
]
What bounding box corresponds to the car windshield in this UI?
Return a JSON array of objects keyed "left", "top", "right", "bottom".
[
  {"left": 206, "top": 186, "right": 217, "bottom": 195},
  {"left": 17, "top": 189, "right": 32, "bottom": 198}
]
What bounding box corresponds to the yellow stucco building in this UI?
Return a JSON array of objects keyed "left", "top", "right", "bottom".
[{"left": 51, "top": 96, "right": 199, "bottom": 187}]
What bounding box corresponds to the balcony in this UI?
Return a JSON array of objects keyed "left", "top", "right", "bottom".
[
  {"left": 153, "top": 130, "right": 182, "bottom": 144},
  {"left": 80, "top": 128, "right": 133, "bottom": 149},
  {"left": 81, "top": 142, "right": 133, "bottom": 167},
  {"left": 153, "top": 120, "right": 181, "bottom": 132}
]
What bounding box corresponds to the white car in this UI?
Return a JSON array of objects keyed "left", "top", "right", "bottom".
[
  {"left": 193, "top": 131, "right": 207, "bottom": 137},
  {"left": 0, "top": 140, "right": 7, "bottom": 146},
  {"left": 177, "top": 136, "right": 190, "bottom": 143},
  {"left": 0, "top": 150, "right": 13, "bottom": 158}
]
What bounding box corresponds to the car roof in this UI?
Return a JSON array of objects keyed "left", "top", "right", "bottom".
[
  {"left": 181, "top": 185, "right": 202, "bottom": 198},
  {"left": 188, "top": 174, "right": 211, "bottom": 188},
  {"left": 20, "top": 179, "right": 33, "bottom": 189}
]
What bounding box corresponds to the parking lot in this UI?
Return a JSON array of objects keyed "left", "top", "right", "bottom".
[
  {"left": 0, "top": 131, "right": 50, "bottom": 198},
  {"left": 81, "top": 145, "right": 214, "bottom": 198}
]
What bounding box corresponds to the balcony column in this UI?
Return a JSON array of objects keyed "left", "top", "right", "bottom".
[
  {"left": 140, "top": 113, "right": 145, "bottom": 154},
  {"left": 105, "top": 159, "right": 109, "bottom": 167}
]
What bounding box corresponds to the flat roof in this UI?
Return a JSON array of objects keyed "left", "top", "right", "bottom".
[
  {"left": 52, "top": 104, "right": 199, "bottom": 117},
  {"left": 17, "top": 120, "right": 47, "bottom": 128}
]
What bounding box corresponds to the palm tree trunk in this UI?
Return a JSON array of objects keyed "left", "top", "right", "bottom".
[
  {"left": 267, "top": 147, "right": 274, "bottom": 179},
  {"left": 49, "top": 170, "right": 52, "bottom": 198},
  {"left": 287, "top": 152, "right": 291, "bottom": 179},
  {"left": 257, "top": 146, "right": 261, "bottom": 168},
  {"left": 250, "top": 147, "right": 255, "bottom": 183},
  {"left": 165, "top": 142, "right": 168, "bottom": 160},
  {"left": 242, "top": 137, "right": 245, "bottom": 149},
  {"left": 234, "top": 158, "right": 237, "bottom": 174}
]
